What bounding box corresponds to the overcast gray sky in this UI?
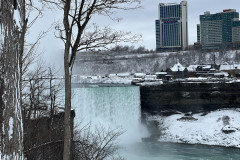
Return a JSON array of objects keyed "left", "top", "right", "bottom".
[{"left": 27, "top": 0, "right": 240, "bottom": 65}]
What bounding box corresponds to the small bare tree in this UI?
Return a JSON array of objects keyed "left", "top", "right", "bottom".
[
  {"left": 47, "top": 66, "right": 63, "bottom": 117},
  {"left": 42, "top": 0, "right": 141, "bottom": 159},
  {"left": 22, "top": 65, "right": 48, "bottom": 119},
  {"left": 74, "top": 124, "right": 124, "bottom": 160},
  {"left": 22, "top": 60, "right": 63, "bottom": 119}
]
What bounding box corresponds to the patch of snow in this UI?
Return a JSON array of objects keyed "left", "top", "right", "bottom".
[
  {"left": 220, "top": 64, "right": 240, "bottom": 70},
  {"left": 117, "top": 73, "right": 131, "bottom": 77},
  {"left": 145, "top": 75, "right": 156, "bottom": 80},
  {"left": 202, "top": 65, "right": 211, "bottom": 69},
  {"left": 153, "top": 109, "right": 240, "bottom": 148},
  {"left": 134, "top": 73, "right": 146, "bottom": 77},
  {"left": 185, "top": 77, "right": 208, "bottom": 81},
  {"left": 155, "top": 72, "right": 167, "bottom": 75},
  {"left": 137, "top": 81, "right": 163, "bottom": 86},
  {"left": 9, "top": 117, "right": 13, "bottom": 140},
  {"left": 13, "top": 10, "right": 21, "bottom": 27},
  {"left": 214, "top": 71, "right": 229, "bottom": 77},
  {"left": 187, "top": 65, "right": 199, "bottom": 72},
  {"left": 171, "top": 62, "right": 185, "bottom": 72},
  {"left": 108, "top": 74, "right": 117, "bottom": 77}
]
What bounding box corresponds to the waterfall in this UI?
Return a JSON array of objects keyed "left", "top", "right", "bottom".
[{"left": 71, "top": 84, "right": 144, "bottom": 142}]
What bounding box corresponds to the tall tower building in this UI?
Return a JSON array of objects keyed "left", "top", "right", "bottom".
[
  {"left": 198, "top": 9, "right": 240, "bottom": 49},
  {"left": 232, "top": 19, "right": 240, "bottom": 48},
  {"left": 155, "top": 1, "right": 188, "bottom": 52}
]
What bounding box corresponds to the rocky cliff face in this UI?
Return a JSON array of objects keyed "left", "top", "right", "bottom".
[{"left": 140, "top": 82, "right": 240, "bottom": 115}]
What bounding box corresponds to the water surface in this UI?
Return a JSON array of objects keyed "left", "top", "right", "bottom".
[{"left": 121, "top": 142, "right": 240, "bottom": 160}]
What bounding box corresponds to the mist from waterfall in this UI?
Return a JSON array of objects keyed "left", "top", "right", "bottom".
[{"left": 71, "top": 84, "right": 149, "bottom": 144}]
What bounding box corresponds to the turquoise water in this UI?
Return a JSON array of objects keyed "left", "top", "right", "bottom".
[{"left": 121, "top": 142, "right": 240, "bottom": 160}]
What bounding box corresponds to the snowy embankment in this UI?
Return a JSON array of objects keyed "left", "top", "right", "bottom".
[
  {"left": 72, "top": 75, "right": 133, "bottom": 84},
  {"left": 150, "top": 109, "right": 240, "bottom": 148},
  {"left": 72, "top": 74, "right": 163, "bottom": 86}
]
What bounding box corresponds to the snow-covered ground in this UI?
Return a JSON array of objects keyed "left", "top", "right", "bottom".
[
  {"left": 72, "top": 74, "right": 133, "bottom": 84},
  {"left": 149, "top": 109, "right": 240, "bottom": 148},
  {"left": 71, "top": 74, "right": 163, "bottom": 85}
]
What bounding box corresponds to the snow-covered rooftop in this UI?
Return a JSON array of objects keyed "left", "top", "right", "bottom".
[
  {"left": 187, "top": 65, "right": 199, "bottom": 72},
  {"left": 116, "top": 73, "right": 130, "bottom": 77},
  {"left": 214, "top": 71, "right": 229, "bottom": 77},
  {"left": 171, "top": 62, "right": 185, "bottom": 72},
  {"left": 155, "top": 72, "right": 167, "bottom": 75},
  {"left": 202, "top": 65, "right": 211, "bottom": 69},
  {"left": 220, "top": 64, "right": 240, "bottom": 70},
  {"left": 134, "top": 73, "right": 146, "bottom": 77}
]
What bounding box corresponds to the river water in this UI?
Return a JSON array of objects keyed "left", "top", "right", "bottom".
[
  {"left": 121, "top": 142, "right": 240, "bottom": 160},
  {"left": 71, "top": 84, "right": 240, "bottom": 160}
]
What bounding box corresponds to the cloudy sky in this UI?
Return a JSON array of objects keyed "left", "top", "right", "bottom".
[{"left": 27, "top": 0, "right": 240, "bottom": 65}]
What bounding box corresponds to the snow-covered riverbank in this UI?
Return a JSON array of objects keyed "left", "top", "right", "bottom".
[{"left": 148, "top": 109, "right": 240, "bottom": 148}]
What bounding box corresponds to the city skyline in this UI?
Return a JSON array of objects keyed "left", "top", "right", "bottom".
[{"left": 107, "top": 0, "right": 240, "bottom": 49}]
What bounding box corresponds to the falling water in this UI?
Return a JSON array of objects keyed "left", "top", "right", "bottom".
[{"left": 71, "top": 84, "right": 147, "bottom": 143}]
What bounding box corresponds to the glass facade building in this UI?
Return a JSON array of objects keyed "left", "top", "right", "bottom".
[
  {"left": 197, "top": 24, "right": 200, "bottom": 43},
  {"left": 198, "top": 9, "right": 240, "bottom": 49},
  {"left": 232, "top": 20, "right": 240, "bottom": 47},
  {"left": 155, "top": 1, "right": 188, "bottom": 52}
]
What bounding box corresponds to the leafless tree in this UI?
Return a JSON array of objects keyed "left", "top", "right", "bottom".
[
  {"left": 20, "top": 1, "right": 53, "bottom": 120},
  {"left": 22, "top": 60, "right": 63, "bottom": 119},
  {"left": 110, "top": 45, "right": 152, "bottom": 54},
  {"left": 47, "top": 66, "right": 63, "bottom": 117},
  {"left": 22, "top": 62, "right": 49, "bottom": 120},
  {"left": 73, "top": 123, "right": 124, "bottom": 160},
  {"left": 42, "top": 0, "right": 141, "bottom": 159}
]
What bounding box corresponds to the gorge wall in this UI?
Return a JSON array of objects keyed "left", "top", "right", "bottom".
[
  {"left": 140, "top": 82, "right": 240, "bottom": 115},
  {"left": 73, "top": 50, "right": 240, "bottom": 75}
]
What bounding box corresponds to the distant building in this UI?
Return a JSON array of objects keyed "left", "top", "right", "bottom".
[
  {"left": 197, "top": 24, "right": 200, "bottom": 43},
  {"left": 155, "top": 1, "right": 188, "bottom": 52},
  {"left": 170, "top": 62, "right": 188, "bottom": 79},
  {"left": 155, "top": 72, "right": 167, "bottom": 79},
  {"left": 220, "top": 64, "right": 240, "bottom": 77},
  {"left": 232, "top": 20, "right": 240, "bottom": 48},
  {"left": 198, "top": 9, "right": 240, "bottom": 50}
]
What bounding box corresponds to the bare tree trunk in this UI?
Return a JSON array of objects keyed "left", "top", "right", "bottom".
[
  {"left": 0, "top": 0, "right": 25, "bottom": 159},
  {"left": 62, "top": 0, "right": 72, "bottom": 159},
  {"left": 63, "top": 43, "right": 72, "bottom": 160}
]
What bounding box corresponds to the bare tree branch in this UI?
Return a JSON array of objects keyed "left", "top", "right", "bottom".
[{"left": 73, "top": 123, "right": 124, "bottom": 160}]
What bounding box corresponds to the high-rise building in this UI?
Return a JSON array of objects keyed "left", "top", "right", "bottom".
[
  {"left": 198, "top": 9, "right": 240, "bottom": 49},
  {"left": 197, "top": 24, "right": 200, "bottom": 43},
  {"left": 155, "top": 1, "right": 188, "bottom": 52},
  {"left": 232, "top": 19, "right": 240, "bottom": 47}
]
